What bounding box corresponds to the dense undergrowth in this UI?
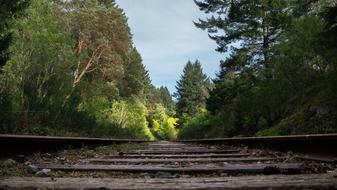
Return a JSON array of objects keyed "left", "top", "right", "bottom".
[
  {"left": 1, "top": 0, "right": 337, "bottom": 140},
  {"left": 176, "top": 1, "right": 337, "bottom": 139},
  {"left": 0, "top": 0, "right": 177, "bottom": 140}
]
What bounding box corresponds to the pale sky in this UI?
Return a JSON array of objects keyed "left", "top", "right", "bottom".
[{"left": 115, "top": 0, "right": 227, "bottom": 94}]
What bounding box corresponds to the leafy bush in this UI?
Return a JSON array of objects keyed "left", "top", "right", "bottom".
[
  {"left": 178, "top": 111, "right": 222, "bottom": 139},
  {"left": 79, "top": 97, "right": 155, "bottom": 140},
  {"left": 255, "top": 126, "right": 282, "bottom": 136},
  {"left": 150, "top": 104, "right": 178, "bottom": 140},
  {"left": 256, "top": 104, "right": 337, "bottom": 136}
]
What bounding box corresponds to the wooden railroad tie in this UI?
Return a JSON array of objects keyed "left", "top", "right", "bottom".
[{"left": 1, "top": 140, "right": 337, "bottom": 189}]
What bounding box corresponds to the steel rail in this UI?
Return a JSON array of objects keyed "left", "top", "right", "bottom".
[
  {"left": 0, "top": 134, "right": 153, "bottom": 157},
  {"left": 179, "top": 133, "right": 337, "bottom": 142},
  {"left": 1, "top": 134, "right": 337, "bottom": 160},
  {"left": 178, "top": 134, "right": 337, "bottom": 159}
]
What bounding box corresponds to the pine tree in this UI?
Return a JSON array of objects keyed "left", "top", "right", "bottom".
[
  {"left": 194, "top": 0, "right": 291, "bottom": 71},
  {"left": 157, "top": 86, "right": 175, "bottom": 114},
  {"left": 120, "top": 47, "right": 151, "bottom": 98},
  {"left": 175, "top": 60, "right": 210, "bottom": 118}
]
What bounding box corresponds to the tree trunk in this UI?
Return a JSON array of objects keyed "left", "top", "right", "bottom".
[{"left": 262, "top": 7, "right": 270, "bottom": 67}]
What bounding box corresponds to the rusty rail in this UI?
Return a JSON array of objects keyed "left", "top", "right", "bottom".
[
  {"left": 178, "top": 134, "right": 337, "bottom": 159},
  {"left": 0, "top": 134, "right": 152, "bottom": 157},
  {"left": 2, "top": 133, "right": 337, "bottom": 160}
]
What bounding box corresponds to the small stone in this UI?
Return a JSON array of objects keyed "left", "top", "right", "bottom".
[
  {"left": 35, "top": 171, "right": 42, "bottom": 176},
  {"left": 219, "top": 172, "right": 228, "bottom": 177},
  {"left": 36, "top": 168, "right": 51, "bottom": 177},
  {"left": 155, "top": 171, "right": 178, "bottom": 178},
  {"left": 140, "top": 172, "right": 151, "bottom": 178},
  {"left": 24, "top": 161, "right": 32, "bottom": 166},
  {"left": 42, "top": 168, "right": 51, "bottom": 173},
  {"left": 27, "top": 164, "right": 39, "bottom": 173}
]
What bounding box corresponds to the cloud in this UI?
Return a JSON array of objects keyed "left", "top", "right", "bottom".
[{"left": 115, "top": 0, "right": 225, "bottom": 94}]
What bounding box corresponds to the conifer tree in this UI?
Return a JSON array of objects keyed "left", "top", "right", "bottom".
[
  {"left": 175, "top": 60, "right": 210, "bottom": 118},
  {"left": 157, "top": 86, "right": 175, "bottom": 113},
  {"left": 194, "top": 0, "right": 291, "bottom": 70},
  {"left": 121, "top": 47, "right": 151, "bottom": 98}
]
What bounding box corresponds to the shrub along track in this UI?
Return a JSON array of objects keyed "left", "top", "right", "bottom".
[{"left": 1, "top": 135, "right": 337, "bottom": 189}]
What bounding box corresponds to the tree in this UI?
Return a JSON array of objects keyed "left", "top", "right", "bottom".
[
  {"left": 319, "top": 4, "right": 337, "bottom": 71},
  {"left": 144, "top": 85, "right": 175, "bottom": 114},
  {"left": 157, "top": 86, "right": 175, "bottom": 114},
  {"left": 0, "top": 0, "right": 30, "bottom": 67},
  {"left": 51, "top": 0, "right": 134, "bottom": 107},
  {"left": 55, "top": 0, "right": 132, "bottom": 96},
  {"left": 1, "top": 0, "right": 164, "bottom": 139},
  {"left": 194, "top": 0, "right": 292, "bottom": 73},
  {"left": 321, "top": 4, "right": 337, "bottom": 49},
  {"left": 194, "top": 0, "right": 337, "bottom": 137},
  {"left": 175, "top": 60, "right": 210, "bottom": 119},
  {"left": 207, "top": 56, "right": 252, "bottom": 112},
  {"left": 1, "top": 0, "right": 75, "bottom": 133},
  {"left": 120, "top": 48, "right": 151, "bottom": 98}
]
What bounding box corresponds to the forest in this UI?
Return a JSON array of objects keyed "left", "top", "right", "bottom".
[{"left": 1, "top": 0, "right": 337, "bottom": 140}]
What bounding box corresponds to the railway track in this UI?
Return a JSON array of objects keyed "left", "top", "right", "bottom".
[
  {"left": 1, "top": 135, "right": 337, "bottom": 189},
  {"left": 0, "top": 134, "right": 150, "bottom": 158}
]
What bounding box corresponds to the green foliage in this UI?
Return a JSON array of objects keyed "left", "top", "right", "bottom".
[
  {"left": 257, "top": 104, "right": 336, "bottom": 136},
  {"left": 156, "top": 86, "right": 176, "bottom": 115},
  {"left": 256, "top": 126, "right": 282, "bottom": 137},
  {"left": 0, "top": 0, "right": 30, "bottom": 132},
  {"left": 146, "top": 86, "right": 176, "bottom": 115},
  {"left": 0, "top": 0, "right": 171, "bottom": 139},
  {"left": 4, "top": 0, "right": 336, "bottom": 140},
  {"left": 0, "top": 0, "right": 30, "bottom": 67},
  {"left": 175, "top": 60, "right": 210, "bottom": 120},
  {"left": 319, "top": 5, "right": 337, "bottom": 71},
  {"left": 119, "top": 48, "right": 152, "bottom": 99},
  {"left": 79, "top": 97, "right": 155, "bottom": 140},
  {"left": 150, "top": 104, "right": 178, "bottom": 140},
  {"left": 78, "top": 96, "right": 110, "bottom": 118},
  {"left": 1, "top": 0, "right": 75, "bottom": 133},
  {"left": 194, "top": 0, "right": 291, "bottom": 67},
  {"left": 178, "top": 111, "right": 221, "bottom": 139},
  {"left": 191, "top": 0, "right": 337, "bottom": 138}
]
